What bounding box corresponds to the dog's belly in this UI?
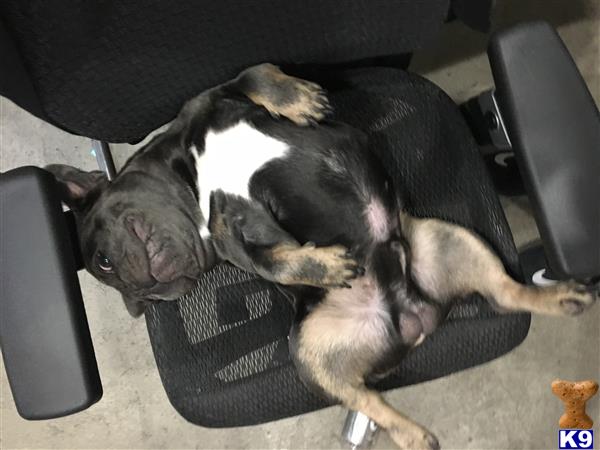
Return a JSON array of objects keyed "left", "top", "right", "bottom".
[
  {"left": 299, "top": 275, "right": 432, "bottom": 375},
  {"left": 191, "top": 120, "right": 289, "bottom": 236},
  {"left": 302, "top": 276, "right": 393, "bottom": 355}
]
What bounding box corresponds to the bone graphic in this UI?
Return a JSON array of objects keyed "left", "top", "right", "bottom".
[{"left": 552, "top": 379, "right": 598, "bottom": 429}]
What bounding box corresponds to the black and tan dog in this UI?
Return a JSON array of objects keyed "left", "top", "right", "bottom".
[{"left": 48, "top": 64, "right": 597, "bottom": 449}]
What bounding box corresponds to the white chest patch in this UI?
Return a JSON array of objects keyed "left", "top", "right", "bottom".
[{"left": 191, "top": 121, "right": 289, "bottom": 236}]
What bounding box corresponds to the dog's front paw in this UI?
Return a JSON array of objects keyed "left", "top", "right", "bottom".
[
  {"left": 243, "top": 63, "right": 332, "bottom": 125},
  {"left": 311, "top": 244, "right": 365, "bottom": 288},
  {"left": 389, "top": 426, "right": 440, "bottom": 450}
]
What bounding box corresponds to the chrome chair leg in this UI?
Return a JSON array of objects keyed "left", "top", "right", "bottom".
[{"left": 341, "top": 410, "right": 379, "bottom": 449}]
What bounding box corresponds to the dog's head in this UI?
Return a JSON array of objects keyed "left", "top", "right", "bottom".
[{"left": 46, "top": 164, "right": 214, "bottom": 317}]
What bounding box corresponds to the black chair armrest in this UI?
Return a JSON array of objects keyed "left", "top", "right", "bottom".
[
  {"left": 488, "top": 21, "right": 600, "bottom": 279},
  {"left": 0, "top": 166, "right": 102, "bottom": 419}
]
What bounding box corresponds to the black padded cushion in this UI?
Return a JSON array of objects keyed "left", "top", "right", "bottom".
[
  {"left": 145, "top": 68, "right": 530, "bottom": 427},
  {"left": 0, "top": 0, "right": 450, "bottom": 143}
]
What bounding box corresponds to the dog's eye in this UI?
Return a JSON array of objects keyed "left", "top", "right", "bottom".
[{"left": 96, "top": 252, "right": 114, "bottom": 273}]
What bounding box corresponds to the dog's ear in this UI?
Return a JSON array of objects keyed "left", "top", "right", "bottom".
[
  {"left": 122, "top": 294, "right": 149, "bottom": 318},
  {"left": 45, "top": 164, "right": 108, "bottom": 211}
]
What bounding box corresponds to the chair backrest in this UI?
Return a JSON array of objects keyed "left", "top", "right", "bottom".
[{"left": 0, "top": 0, "right": 461, "bottom": 143}]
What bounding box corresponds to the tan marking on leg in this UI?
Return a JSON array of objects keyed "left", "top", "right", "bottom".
[
  {"left": 295, "top": 290, "right": 439, "bottom": 449},
  {"left": 402, "top": 213, "right": 597, "bottom": 316},
  {"left": 242, "top": 64, "right": 331, "bottom": 126},
  {"left": 492, "top": 277, "right": 596, "bottom": 316},
  {"left": 347, "top": 389, "right": 439, "bottom": 450},
  {"left": 269, "top": 242, "right": 360, "bottom": 287}
]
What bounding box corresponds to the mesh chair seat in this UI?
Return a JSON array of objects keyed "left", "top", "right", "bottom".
[{"left": 145, "top": 67, "right": 530, "bottom": 427}]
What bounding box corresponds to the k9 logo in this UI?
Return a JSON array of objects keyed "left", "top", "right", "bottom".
[{"left": 559, "top": 430, "right": 594, "bottom": 449}]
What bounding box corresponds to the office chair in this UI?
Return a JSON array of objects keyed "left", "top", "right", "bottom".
[{"left": 1, "top": 1, "right": 598, "bottom": 445}]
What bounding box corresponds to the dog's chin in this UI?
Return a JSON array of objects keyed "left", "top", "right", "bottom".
[{"left": 143, "top": 276, "right": 199, "bottom": 301}]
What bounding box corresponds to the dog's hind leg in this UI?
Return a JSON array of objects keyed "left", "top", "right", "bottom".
[
  {"left": 291, "top": 284, "right": 439, "bottom": 450},
  {"left": 400, "top": 213, "right": 597, "bottom": 316},
  {"left": 343, "top": 388, "right": 439, "bottom": 450},
  {"left": 332, "top": 385, "right": 439, "bottom": 450}
]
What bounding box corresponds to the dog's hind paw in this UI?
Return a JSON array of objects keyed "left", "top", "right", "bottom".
[
  {"left": 389, "top": 426, "right": 440, "bottom": 450},
  {"left": 546, "top": 281, "right": 597, "bottom": 316}
]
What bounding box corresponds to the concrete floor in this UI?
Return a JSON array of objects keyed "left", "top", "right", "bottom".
[{"left": 1, "top": 1, "right": 599, "bottom": 448}]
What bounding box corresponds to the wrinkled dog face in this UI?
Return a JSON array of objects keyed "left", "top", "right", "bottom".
[{"left": 46, "top": 165, "right": 213, "bottom": 316}]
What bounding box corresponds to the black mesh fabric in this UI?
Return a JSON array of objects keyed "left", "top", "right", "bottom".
[
  {"left": 145, "top": 68, "right": 530, "bottom": 427},
  {"left": 0, "top": 0, "right": 450, "bottom": 143}
]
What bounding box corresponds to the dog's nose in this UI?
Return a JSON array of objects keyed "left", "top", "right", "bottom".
[{"left": 149, "top": 250, "right": 180, "bottom": 283}]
